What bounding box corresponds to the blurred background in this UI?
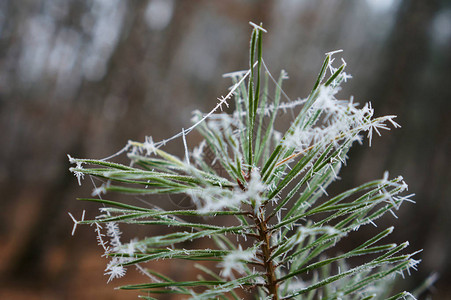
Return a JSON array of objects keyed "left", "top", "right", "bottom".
[{"left": 0, "top": 0, "right": 449, "bottom": 299}]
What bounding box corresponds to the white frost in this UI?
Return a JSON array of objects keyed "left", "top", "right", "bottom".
[{"left": 218, "top": 245, "right": 256, "bottom": 279}]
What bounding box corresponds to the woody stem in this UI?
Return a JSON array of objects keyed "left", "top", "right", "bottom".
[{"left": 254, "top": 207, "right": 279, "bottom": 300}]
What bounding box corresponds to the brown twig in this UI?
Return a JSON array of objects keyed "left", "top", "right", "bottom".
[{"left": 254, "top": 207, "right": 280, "bottom": 300}]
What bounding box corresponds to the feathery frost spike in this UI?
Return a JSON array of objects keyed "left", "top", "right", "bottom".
[{"left": 249, "top": 21, "right": 268, "bottom": 33}]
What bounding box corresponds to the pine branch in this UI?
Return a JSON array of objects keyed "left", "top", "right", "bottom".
[{"left": 68, "top": 23, "right": 423, "bottom": 299}]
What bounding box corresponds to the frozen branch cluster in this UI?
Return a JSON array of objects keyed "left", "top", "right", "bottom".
[
  {"left": 68, "top": 24, "right": 423, "bottom": 299},
  {"left": 284, "top": 85, "right": 400, "bottom": 154}
]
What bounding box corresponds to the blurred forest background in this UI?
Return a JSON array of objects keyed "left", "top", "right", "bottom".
[{"left": 0, "top": 0, "right": 450, "bottom": 299}]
